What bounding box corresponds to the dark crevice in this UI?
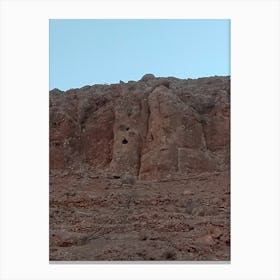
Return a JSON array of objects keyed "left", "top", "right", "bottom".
[
  {"left": 52, "top": 142, "right": 62, "bottom": 147},
  {"left": 138, "top": 93, "right": 151, "bottom": 179},
  {"left": 176, "top": 148, "right": 179, "bottom": 172},
  {"left": 201, "top": 123, "right": 208, "bottom": 150}
]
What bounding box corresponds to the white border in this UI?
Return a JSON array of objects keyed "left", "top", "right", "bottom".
[{"left": 0, "top": 0, "right": 279, "bottom": 279}]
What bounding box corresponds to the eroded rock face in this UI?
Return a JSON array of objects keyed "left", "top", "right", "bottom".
[{"left": 49, "top": 75, "right": 230, "bottom": 180}]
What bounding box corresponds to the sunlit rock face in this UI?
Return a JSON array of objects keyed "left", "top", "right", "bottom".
[{"left": 49, "top": 75, "right": 230, "bottom": 181}]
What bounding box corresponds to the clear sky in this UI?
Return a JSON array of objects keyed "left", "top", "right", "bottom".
[{"left": 49, "top": 19, "right": 230, "bottom": 91}]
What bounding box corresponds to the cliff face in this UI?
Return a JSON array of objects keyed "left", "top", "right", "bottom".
[{"left": 49, "top": 75, "right": 230, "bottom": 181}]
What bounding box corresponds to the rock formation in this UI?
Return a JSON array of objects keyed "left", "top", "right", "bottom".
[
  {"left": 49, "top": 75, "right": 230, "bottom": 181},
  {"left": 49, "top": 75, "right": 230, "bottom": 261}
]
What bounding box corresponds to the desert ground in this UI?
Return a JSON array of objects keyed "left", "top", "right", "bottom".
[{"left": 50, "top": 170, "right": 230, "bottom": 261}]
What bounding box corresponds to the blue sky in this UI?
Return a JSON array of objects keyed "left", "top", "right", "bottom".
[{"left": 49, "top": 19, "right": 230, "bottom": 91}]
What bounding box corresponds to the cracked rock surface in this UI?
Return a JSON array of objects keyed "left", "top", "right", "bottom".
[{"left": 50, "top": 75, "right": 230, "bottom": 261}]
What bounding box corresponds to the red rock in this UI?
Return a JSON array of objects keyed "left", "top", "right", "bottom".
[{"left": 49, "top": 75, "right": 230, "bottom": 181}]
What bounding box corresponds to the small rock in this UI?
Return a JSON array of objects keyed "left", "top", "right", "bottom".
[
  {"left": 183, "top": 190, "right": 194, "bottom": 196},
  {"left": 195, "top": 234, "right": 215, "bottom": 246},
  {"left": 212, "top": 198, "right": 219, "bottom": 204},
  {"left": 211, "top": 227, "right": 223, "bottom": 239},
  {"left": 185, "top": 199, "right": 194, "bottom": 215}
]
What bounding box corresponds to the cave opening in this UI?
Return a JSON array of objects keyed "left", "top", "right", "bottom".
[{"left": 122, "top": 138, "right": 128, "bottom": 144}]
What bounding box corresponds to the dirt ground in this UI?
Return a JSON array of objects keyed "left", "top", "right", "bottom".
[{"left": 49, "top": 171, "right": 230, "bottom": 261}]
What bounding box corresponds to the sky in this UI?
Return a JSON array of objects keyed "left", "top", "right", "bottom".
[{"left": 49, "top": 19, "right": 230, "bottom": 91}]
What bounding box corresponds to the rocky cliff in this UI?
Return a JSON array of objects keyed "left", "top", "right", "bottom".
[
  {"left": 50, "top": 74, "right": 231, "bottom": 261},
  {"left": 49, "top": 74, "right": 230, "bottom": 181}
]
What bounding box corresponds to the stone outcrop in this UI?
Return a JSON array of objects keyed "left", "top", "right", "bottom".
[{"left": 49, "top": 75, "right": 230, "bottom": 181}]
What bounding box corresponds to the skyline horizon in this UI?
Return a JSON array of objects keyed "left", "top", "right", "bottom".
[
  {"left": 50, "top": 19, "right": 230, "bottom": 91},
  {"left": 50, "top": 73, "right": 231, "bottom": 92}
]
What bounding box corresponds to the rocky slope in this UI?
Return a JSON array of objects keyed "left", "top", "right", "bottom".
[{"left": 49, "top": 74, "right": 230, "bottom": 261}]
